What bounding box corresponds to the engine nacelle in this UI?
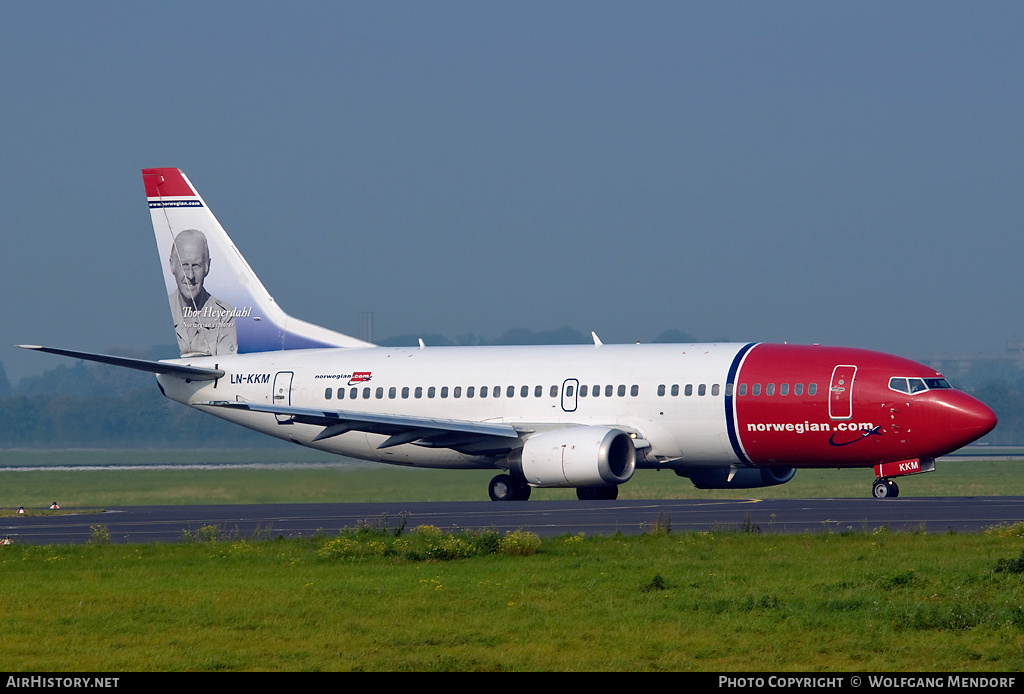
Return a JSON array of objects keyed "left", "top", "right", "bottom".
[
  {"left": 507, "top": 427, "right": 636, "bottom": 488},
  {"left": 681, "top": 466, "right": 796, "bottom": 490}
]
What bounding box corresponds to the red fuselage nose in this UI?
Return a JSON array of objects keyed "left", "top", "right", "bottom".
[
  {"left": 912, "top": 390, "right": 998, "bottom": 458},
  {"left": 732, "top": 344, "right": 997, "bottom": 468}
]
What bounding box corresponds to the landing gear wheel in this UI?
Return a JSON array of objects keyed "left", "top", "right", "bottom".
[
  {"left": 489, "top": 474, "right": 531, "bottom": 501},
  {"left": 872, "top": 478, "right": 900, "bottom": 499},
  {"left": 576, "top": 485, "right": 619, "bottom": 501}
]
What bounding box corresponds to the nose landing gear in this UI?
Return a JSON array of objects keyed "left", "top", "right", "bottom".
[{"left": 872, "top": 478, "right": 900, "bottom": 498}]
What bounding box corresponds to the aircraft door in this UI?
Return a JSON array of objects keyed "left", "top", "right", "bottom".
[
  {"left": 829, "top": 365, "right": 856, "bottom": 420},
  {"left": 273, "top": 371, "right": 294, "bottom": 424},
  {"left": 561, "top": 379, "right": 579, "bottom": 413}
]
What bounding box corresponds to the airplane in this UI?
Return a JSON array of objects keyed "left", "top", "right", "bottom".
[{"left": 20, "top": 168, "right": 997, "bottom": 501}]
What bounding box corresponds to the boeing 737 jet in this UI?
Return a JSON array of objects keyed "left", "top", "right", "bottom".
[{"left": 21, "top": 168, "right": 997, "bottom": 500}]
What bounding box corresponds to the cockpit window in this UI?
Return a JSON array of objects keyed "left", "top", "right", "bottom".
[
  {"left": 889, "top": 377, "right": 909, "bottom": 393},
  {"left": 889, "top": 376, "right": 952, "bottom": 395}
]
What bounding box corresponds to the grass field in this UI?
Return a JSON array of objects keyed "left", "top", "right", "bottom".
[
  {"left": 1, "top": 524, "right": 1023, "bottom": 671},
  {"left": 1, "top": 449, "right": 1022, "bottom": 507},
  {"left": 1, "top": 449, "right": 1022, "bottom": 672}
]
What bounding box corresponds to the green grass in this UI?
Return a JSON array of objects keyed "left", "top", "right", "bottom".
[
  {"left": 0, "top": 449, "right": 1022, "bottom": 507},
  {"left": 2, "top": 450, "right": 1023, "bottom": 671},
  {"left": 1, "top": 525, "right": 1023, "bottom": 671}
]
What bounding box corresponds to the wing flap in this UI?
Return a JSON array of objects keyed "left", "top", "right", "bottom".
[{"left": 205, "top": 401, "right": 523, "bottom": 451}]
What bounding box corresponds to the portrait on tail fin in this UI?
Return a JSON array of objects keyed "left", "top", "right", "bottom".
[
  {"left": 167, "top": 228, "right": 237, "bottom": 357},
  {"left": 146, "top": 167, "right": 370, "bottom": 355}
]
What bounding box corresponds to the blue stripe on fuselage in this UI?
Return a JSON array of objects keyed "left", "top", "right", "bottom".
[{"left": 724, "top": 342, "right": 757, "bottom": 466}]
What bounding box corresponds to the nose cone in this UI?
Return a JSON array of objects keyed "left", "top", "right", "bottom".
[{"left": 947, "top": 392, "right": 998, "bottom": 441}]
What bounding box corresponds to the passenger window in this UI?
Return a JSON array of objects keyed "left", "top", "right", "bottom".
[
  {"left": 388, "top": 387, "right": 396, "bottom": 399},
  {"left": 684, "top": 384, "right": 693, "bottom": 396},
  {"left": 454, "top": 386, "right": 461, "bottom": 398},
  {"left": 521, "top": 385, "right": 529, "bottom": 397},
  {"left": 808, "top": 384, "right": 817, "bottom": 396},
  {"left": 712, "top": 384, "right": 720, "bottom": 396},
  {"left": 553, "top": 386, "right": 561, "bottom": 397},
  {"left": 671, "top": 384, "right": 679, "bottom": 396},
  {"left": 566, "top": 385, "right": 574, "bottom": 397},
  {"left": 766, "top": 384, "right": 775, "bottom": 396},
  {"left": 351, "top": 387, "right": 358, "bottom": 399},
  {"left": 415, "top": 386, "right": 423, "bottom": 399},
  {"left": 337, "top": 388, "right": 345, "bottom": 400},
  {"left": 402, "top": 386, "right": 409, "bottom": 399},
  {"left": 428, "top": 387, "right": 436, "bottom": 398},
  {"left": 480, "top": 386, "right": 488, "bottom": 398},
  {"left": 325, "top": 388, "right": 332, "bottom": 400},
  {"left": 363, "top": 387, "right": 371, "bottom": 399},
  {"left": 581, "top": 385, "right": 589, "bottom": 397},
  {"left": 738, "top": 384, "right": 747, "bottom": 396},
  {"left": 467, "top": 386, "right": 475, "bottom": 398},
  {"left": 617, "top": 385, "right": 626, "bottom": 397},
  {"left": 441, "top": 387, "right": 449, "bottom": 398},
  {"left": 376, "top": 387, "right": 384, "bottom": 399},
  {"left": 752, "top": 384, "right": 761, "bottom": 396},
  {"left": 631, "top": 385, "right": 639, "bottom": 396},
  {"left": 780, "top": 384, "right": 789, "bottom": 396},
  {"left": 603, "top": 385, "right": 612, "bottom": 397},
  {"left": 535, "top": 385, "right": 543, "bottom": 397},
  {"left": 794, "top": 383, "right": 803, "bottom": 396},
  {"left": 495, "top": 386, "right": 502, "bottom": 398},
  {"left": 507, "top": 385, "right": 515, "bottom": 398},
  {"left": 698, "top": 384, "right": 706, "bottom": 396},
  {"left": 658, "top": 385, "right": 666, "bottom": 396}
]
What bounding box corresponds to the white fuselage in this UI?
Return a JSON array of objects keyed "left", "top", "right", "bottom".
[{"left": 158, "top": 342, "right": 747, "bottom": 470}]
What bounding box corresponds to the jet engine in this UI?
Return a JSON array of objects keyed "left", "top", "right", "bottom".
[
  {"left": 507, "top": 426, "right": 636, "bottom": 488},
  {"left": 681, "top": 466, "right": 796, "bottom": 489}
]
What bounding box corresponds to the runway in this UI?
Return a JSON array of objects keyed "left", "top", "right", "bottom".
[{"left": 5, "top": 496, "right": 1024, "bottom": 544}]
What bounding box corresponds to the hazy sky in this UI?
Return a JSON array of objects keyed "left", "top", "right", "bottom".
[{"left": 3, "top": 2, "right": 1022, "bottom": 382}]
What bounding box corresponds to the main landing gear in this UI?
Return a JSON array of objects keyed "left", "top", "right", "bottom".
[
  {"left": 575, "top": 485, "right": 619, "bottom": 501},
  {"left": 872, "top": 478, "right": 900, "bottom": 499},
  {"left": 488, "top": 474, "right": 531, "bottom": 501},
  {"left": 487, "top": 474, "right": 620, "bottom": 501}
]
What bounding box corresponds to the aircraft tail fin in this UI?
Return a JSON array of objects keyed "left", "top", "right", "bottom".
[{"left": 143, "top": 168, "right": 374, "bottom": 357}]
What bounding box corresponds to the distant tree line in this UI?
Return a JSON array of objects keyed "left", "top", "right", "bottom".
[
  {"left": 0, "top": 346, "right": 276, "bottom": 448},
  {"left": 0, "top": 332, "right": 1019, "bottom": 447},
  {"left": 952, "top": 361, "right": 1024, "bottom": 446}
]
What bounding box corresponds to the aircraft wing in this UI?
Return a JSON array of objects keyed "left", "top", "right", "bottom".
[{"left": 205, "top": 401, "right": 526, "bottom": 454}]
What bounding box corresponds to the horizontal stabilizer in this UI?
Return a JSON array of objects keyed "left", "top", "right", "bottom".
[{"left": 17, "top": 345, "right": 224, "bottom": 381}]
